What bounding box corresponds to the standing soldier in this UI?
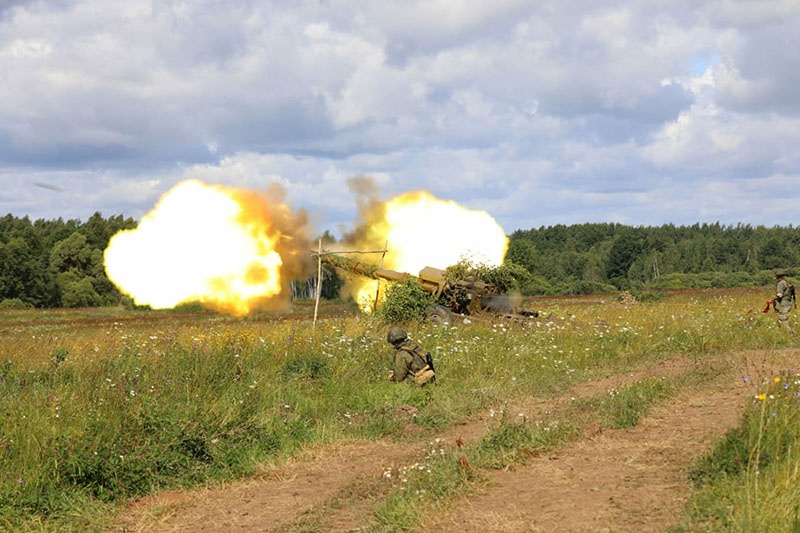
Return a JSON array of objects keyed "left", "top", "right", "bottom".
[
  {"left": 772, "top": 270, "right": 795, "bottom": 335},
  {"left": 385, "top": 326, "right": 436, "bottom": 385}
]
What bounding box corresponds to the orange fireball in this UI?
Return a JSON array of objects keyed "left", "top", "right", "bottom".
[
  {"left": 339, "top": 189, "right": 509, "bottom": 311},
  {"left": 104, "top": 179, "right": 311, "bottom": 316}
]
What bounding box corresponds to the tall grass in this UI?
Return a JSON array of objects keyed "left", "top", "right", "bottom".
[
  {"left": 683, "top": 370, "right": 800, "bottom": 532},
  {"left": 373, "top": 370, "right": 707, "bottom": 531},
  {"left": 0, "top": 287, "right": 795, "bottom": 531}
]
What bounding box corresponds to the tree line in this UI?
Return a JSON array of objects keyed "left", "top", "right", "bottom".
[
  {"left": 1, "top": 213, "right": 796, "bottom": 309},
  {"left": 0, "top": 213, "right": 137, "bottom": 308},
  {"left": 507, "top": 222, "right": 798, "bottom": 295}
]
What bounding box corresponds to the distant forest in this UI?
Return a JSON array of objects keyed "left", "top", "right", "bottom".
[
  {"left": 506, "top": 223, "right": 798, "bottom": 295},
  {"left": 1, "top": 213, "right": 796, "bottom": 309},
  {"left": 0, "top": 213, "right": 137, "bottom": 308}
]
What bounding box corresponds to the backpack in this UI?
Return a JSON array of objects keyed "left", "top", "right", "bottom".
[{"left": 400, "top": 345, "right": 436, "bottom": 385}]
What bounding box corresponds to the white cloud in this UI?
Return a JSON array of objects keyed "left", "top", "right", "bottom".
[{"left": 1, "top": 0, "right": 799, "bottom": 233}]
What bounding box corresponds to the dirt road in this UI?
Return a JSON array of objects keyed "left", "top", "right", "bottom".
[{"left": 114, "top": 349, "right": 798, "bottom": 532}]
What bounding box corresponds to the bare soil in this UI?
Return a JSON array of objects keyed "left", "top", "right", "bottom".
[{"left": 112, "top": 348, "right": 800, "bottom": 532}]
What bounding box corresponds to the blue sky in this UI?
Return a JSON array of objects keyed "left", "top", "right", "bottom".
[{"left": 1, "top": 0, "right": 799, "bottom": 237}]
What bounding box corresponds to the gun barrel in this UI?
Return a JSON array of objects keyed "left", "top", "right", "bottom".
[
  {"left": 372, "top": 267, "right": 412, "bottom": 282},
  {"left": 319, "top": 252, "right": 447, "bottom": 295},
  {"left": 320, "top": 253, "right": 412, "bottom": 282}
]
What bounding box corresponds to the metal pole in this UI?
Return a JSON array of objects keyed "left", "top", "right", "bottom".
[
  {"left": 374, "top": 241, "right": 388, "bottom": 312},
  {"left": 313, "top": 238, "right": 322, "bottom": 327}
]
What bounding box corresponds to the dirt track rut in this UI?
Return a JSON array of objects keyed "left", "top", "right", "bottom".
[{"left": 113, "top": 349, "right": 800, "bottom": 532}]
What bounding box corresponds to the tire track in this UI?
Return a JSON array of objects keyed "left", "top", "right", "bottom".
[{"left": 112, "top": 349, "right": 798, "bottom": 532}]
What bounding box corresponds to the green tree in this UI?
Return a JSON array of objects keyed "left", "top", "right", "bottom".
[
  {"left": 50, "top": 232, "right": 93, "bottom": 273},
  {"left": 0, "top": 238, "right": 31, "bottom": 301},
  {"left": 50, "top": 232, "right": 104, "bottom": 307},
  {"left": 606, "top": 233, "right": 642, "bottom": 281},
  {"left": 505, "top": 238, "right": 537, "bottom": 274},
  {"left": 60, "top": 276, "right": 102, "bottom": 308},
  {"left": 760, "top": 237, "right": 797, "bottom": 270}
]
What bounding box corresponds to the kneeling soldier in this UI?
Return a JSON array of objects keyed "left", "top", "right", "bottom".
[{"left": 385, "top": 326, "right": 436, "bottom": 385}]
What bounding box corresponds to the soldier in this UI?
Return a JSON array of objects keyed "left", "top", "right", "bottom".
[
  {"left": 385, "top": 326, "right": 436, "bottom": 385},
  {"left": 772, "top": 270, "right": 795, "bottom": 335}
]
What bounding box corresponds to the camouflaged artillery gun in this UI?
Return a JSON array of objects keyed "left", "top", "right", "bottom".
[{"left": 319, "top": 253, "right": 538, "bottom": 323}]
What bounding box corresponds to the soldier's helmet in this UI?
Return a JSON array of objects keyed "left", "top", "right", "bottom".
[
  {"left": 776, "top": 269, "right": 787, "bottom": 278},
  {"left": 387, "top": 326, "right": 408, "bottom": 345}
]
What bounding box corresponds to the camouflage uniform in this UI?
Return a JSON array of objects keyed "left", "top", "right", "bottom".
[
  {"left": 775, "top": 271, "right": 794, "bottom": 334},
  {"left": 385, "top": 326, "right": 435, "bottom": 384},
  {"left": 389, "top": 338, "right": 429, "bottom": 383}
]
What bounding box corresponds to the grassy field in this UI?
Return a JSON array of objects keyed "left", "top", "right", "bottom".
[{"left": 1, "top": 287, "right": 799, "bottom": 531}]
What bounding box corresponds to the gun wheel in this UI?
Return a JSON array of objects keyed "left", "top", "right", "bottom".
[{"left": 427, "top": 304, "right": 453, "bottom": 325}]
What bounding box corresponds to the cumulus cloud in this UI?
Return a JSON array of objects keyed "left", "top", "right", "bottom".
[{"left": 1, "top": 0, "right": 799, "bottom": 232}]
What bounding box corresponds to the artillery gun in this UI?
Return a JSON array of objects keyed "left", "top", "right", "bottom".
[{"left": 319, "top": 253, "right": 537, "bottom": 323}]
